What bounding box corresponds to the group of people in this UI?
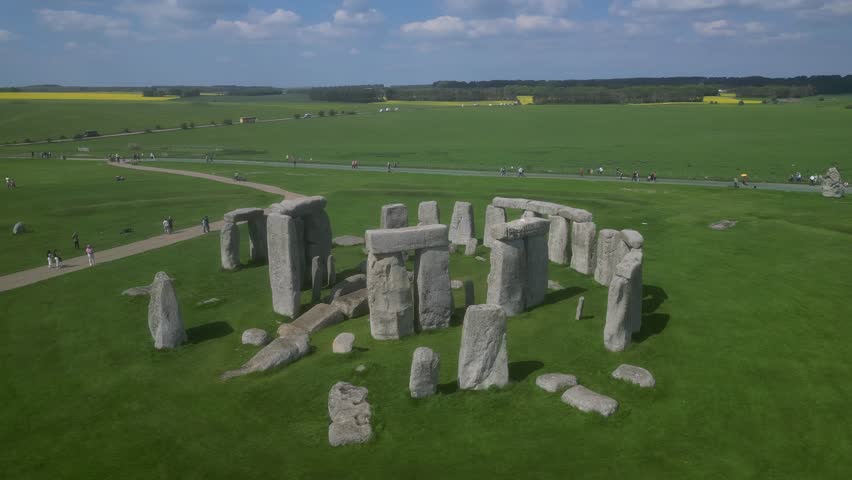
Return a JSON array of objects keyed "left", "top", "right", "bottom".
[
  {"left": 45, "top": 233, "right": 95, "bottom": 269},
  {"left": 162, "top": 216, "right": 175, "bottom": 234},
  {"left": 350, "top": 160, "right": 361, "bottom": 169},
  {"left": 788, "top": 171, "right": 826, "bottom": 186},
  {"left": 386, "top": 162, "right": 400, "bottom": 172},
  {"left": 31, "top": 151, "right": 53, "bottom": 158},
  {"left": 499, "top": 166, "right": 526, "bottom": 177},
  {"left": 5, "top": 176, "right": 18, "bottom": 188}
]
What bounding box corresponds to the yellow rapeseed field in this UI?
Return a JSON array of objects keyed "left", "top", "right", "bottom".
[
  {"left": 702, "top": 96, "right": 762, "bottom": 105},
  {"left": 516, "top": 96, "right": 535, "bottom": 105},
  {"left": 0, "top": 92, "right": 177, "bottom": 101}
]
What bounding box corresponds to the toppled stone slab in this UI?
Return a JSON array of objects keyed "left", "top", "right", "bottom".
[
  {"left": 328, "top": 382, "right": 373, "bottom": 446},
  {"left": 489, "top": 217, "right": 550, "bottom": 242},
  {"left": 331, "top": 288, "right": 369, "bottom": 318},
  {"left": 328, "top": 274, "right": 367, "bottom": 302},
  {"left": 292, "top": 303, "right": 345, "bottom": 334},
  {"left": 418, "top": 201, "right": 440, "bottom": 225},
  {"left": 122, "top": 285, "right": 151, "bottom": 297},
  {"left": 409, "top": 347, "right": 440, "bottom": 398},
  {"left": 333, "top": 332, "right": 355, "bottom": 353},
  {"left": 197, "top": 297, "right": 222, "bottom": 306},
  {"left": 241, "top": 328, "right": 270, "bottom": 346},
  {"left": 148, "top": 272, "right": 186, "bottom": 350},
  {"left": 333, "top": 235, "right": 365, "bottom": 247},
  {"left": 222, "top": 332, "right": 310, "bottom": 380},
  {"left": 275, "top": 196, "right": 327, "bottom": 217},
  {"left": 451, "top": 279, "right": 464, "bottom": 289},
  {"left": 381, "top": 203, "right": 409, "bottom": 229},
  {"left": 365, "top": 224, "right": 449, "bottom": 254},
  {"left": 458, "top": 305, "right": 508, "bottom": 390},
  {"left": 276, "top": 323, "right": 309, "bottom": 339},
  {"left": 561, "top": 385, "right": 618, "bottom": 417},
  {"left": 224, "top": 207, "right": 264, "bottom": 223},
  {"left": 709, "top": 220, "right": 738, "bottom": 231},
  {"left": 611, "top": 364, "right": 655, "bottom": 388},
  {"left": 535, "top": 373, "right": 578, "bottom": 393}
]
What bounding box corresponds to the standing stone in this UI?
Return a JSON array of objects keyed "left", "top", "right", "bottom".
[
  {"left": 417, "top": 201, "right": 440, "bottom": 225},
  {"left": 267, "top": 213, "right": 302, "bottom": 318},
  {"left": 332, "top": 332, "right": 355, "bottom": 353},
  {"left": 220, "top": 221, "right": 240, "bottom": 271},
  {"left": 247, "top": 216, "right": 268, "bottom": 263},
  {"left": 381, "top": 203, "right": 408, "bottom": 229},
  {"left": 304, "top": 210, "right": 333, "bottom": 281},
  {"left": 486, "top": 238, "right": 526, "bottom": 316},
  {"left": 483, "top": 205, "right": 507, "bottom": 248},
  {"left": 524, "top": 233, "right": 548, "bottom": 309},
  {"left": 458, "top": 305, "right": 509, "bottom": 390},
  {"left": 409, "top": 347, "right": 440, "bottom": 398},
  {"left": 311, "top": 256, "right": 323, "bottom": 302},
  {"left": 594, "top": 229, "right": 620, "bottom": 286},
  {"left": 464, "top": 238, "right": 478, "bottom": 256},
  {"left": 147, "top": 272, "right": 186, "bottom": 350},
  {"left": 570, "top": 221, "right": 597, "bottom": 275},
  {"left": 326, "top": 255, "right": 336, "bottom": 286},
  {"left": 367, "top": 252, "right": 415, "bottom": 340},
  {"left": 575, "top": 296, "right": 585, "bottom": 321},
  {"left": 413, "top": 247, "right": 453, "bottom": 331},
  {"left": 622, "top": 250, "right": 644, "bottom": 334},
  {"left": 328, "top": 382, "right": 372, "bottom": 446},
  {"left": 448, "top": 201, "right": 475, "bottom": 245},
  {"left": 547, "top": 215, "right": 570, "bottom": 265},
  {"left": 823, "top": 167, "right": 845, "bottom": 198},
  {"left": 463, "top": 280, "right": 475, "bottom": 307},
  {"left": 12, "top": 222, "right": 25, "bottom": 235},
  {"left": 604, "top": 273, "right": 633, "bottom": 353}
]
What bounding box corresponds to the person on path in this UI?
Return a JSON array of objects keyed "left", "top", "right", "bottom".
[
  {"left": 162, "top": 219, "right": 169, "bottom": 234},
  {"left": 167, "top": 216, "right": 174, "bottom": 234},
  {"left": 518, "top": 167, "right": 525, "bottom": 177},
  {"left": 72, "top": 232, "right": 80, "bottom": 250},
  {"left": 53, "top": 249, "right": 62, "bottom": 269},
  {"left": 47, "top": 250, "right": 54, "bottom": 269},
  {"left": 85, "top": 244, "right": 95, "bottom": 266},
  {"left": 386, "top": 162, "right": 392, "bottom": 173},
  {"left": 201, "top": 216, "right": 210, "bottom": 234}
]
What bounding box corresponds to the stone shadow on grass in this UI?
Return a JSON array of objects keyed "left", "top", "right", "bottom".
[
  {"left": 438, "top": 380, "right": 459, "bottom": 395},
  {"left": 509, "top": 360, "right": 544, "bottom": 382},
  {"left": 187, "top": 321, "right": 234, "bottom": 344},
  {"left": 536, "top": 287, "right": 586, "bottom": 309},
  {"left": 634, "top": 314, "right": 669, "bottom": 344},
  {"left": 642, "top": 285, "right": 668, "bottom": 315}
]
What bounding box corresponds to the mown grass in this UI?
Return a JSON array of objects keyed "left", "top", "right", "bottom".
[
  {"left": 0, "top": 163, "right": 849, "bottom": 478},
  {"left": 0, "top": 158, "right": 277, "bottom": 274}
]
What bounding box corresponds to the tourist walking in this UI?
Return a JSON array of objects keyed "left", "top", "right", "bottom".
[
  {"left": 386, "top": 162, "right": 392, "bottom": 173},
  {"left": 46, "top": 250, "right": 54, "bottom": 269},
  {"left": 85, "top": 244, "right": 95, "bottom": 266},
  {"left": 201, "top": 216, "right": 210, "bottom": 234},
  {"left": 162, "top": 218, "right": 169, "bottom": 234},
  {"left": 53, "top": 249, "right": 62, "bottom": 268},
  {"left": 167, "top": 216, "right": 174, "bottom": 234}
]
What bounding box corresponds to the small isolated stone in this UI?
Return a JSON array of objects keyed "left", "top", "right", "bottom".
[
  {"left": 122, "top": 285, "right": 151, "bottom": 297},
  {"left": 355, "top": 364, "right": 367, "bottom": 373},
  {"left": 561, "top": 385, "right": 618, "bottom": 417},
  {"left": 448, "top": 244, "right": 458, "bottom": 254},
  {"left": 333, "top": 332, "right": 355, "bottom": 353},
  {"left": 710, "top": 220, "right": 737, "bottom": 231},
  {"left": 12, "top": 222, "right": 26, "bottom": 235},
  {"left": 464, "top": 238, "right": 478, "bottom": 256},
  {"left": 328, "top": 382, "right": 372, "bottom": 447},
  {"left": 241, "top": 328, "right": 270, "bottom": 346},
  {"left": 451, "top": 279, "right": 464, "bottom": 289},
  {"left": 409, "top": 347, "right": 440, "bottom": 398},
  {"left": 547, "top": 280, "right": 563, "bottom": 290},
  {"left": 575, "top": 296, "right": 585, "bottom": 321},
  {"left": 535, "top": 373, "right": 578, "bottom": 393},
  {"left": 611, "top": 364, "right": 655, "bottom": 388},
  {"left": 147, "top": 272, "right": 186, "bottom": 350},
  {"left": 474, "top": 256, "right": 486, "bottom": 262},
  {"left": 197, "top": 297, "right": 222, "bottom": 306},
  {"left": 333, "top": 235, "right": 365, "bottom": 247}
]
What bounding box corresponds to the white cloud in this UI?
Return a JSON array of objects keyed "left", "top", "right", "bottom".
[
  {"left": 444, "top": 0, "right": 581, "bottom": 16},
  {"left": 693, "top": 19, "right": 736, "bottom": 35},
  {"left": 36, "top": 9, "right": 130, "bottom": 37},
  {"left": 819, "top": 0, "right": 852, "bottom": 14},
  {"left": 64, "top": 41, "right": 78, "bottom": 50},
  {"left": 0, "top": 29, "right": 12, "bottom": 42},
  {"left": 117, "top": 0, "right": 197, "bottom": 26},
  {"left": 402, "top": 14, "right": 577, "bottom": 38},
  {"left": 614, "top": 0, "right": 825, "bottom": 15},
  {"left": 401, "top": 16, "right": 467, "bottom": 36},
  {"left": 211, "top": 8, "right": 300, "bottom": 40},
  {"left": 333, "top": 8, "right": 384, "bottom": 25}
]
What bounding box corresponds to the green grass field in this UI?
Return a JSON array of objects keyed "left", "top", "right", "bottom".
[
  {"left": 0, "top": 159, "right": 277, "bottom": 274},
  {"left": 1, "top": 160, "right": 850, "bottom": 478},
  {"left": 2, "top": 97, "right": 848, "bottom": 182}
]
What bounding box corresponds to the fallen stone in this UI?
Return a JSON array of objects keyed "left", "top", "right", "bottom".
[
  {"left": 292, "top": 303, "right": 345, "bottom": 334},
  {"left": 822, "top": 167, "right": 845, "bottom": 198},
  {"left": 365, "top": 224, "right": 449, "bottom": 254},
  {"left": 417, "top": 201, "right": 440, "bottom": 225},
  {"left": 535, "top": 373, "right": 578, "bottom": 393},
  {"left": 328, "top": 382, "right": 372, "bottom": 446},
  {"left": 561, "top": 385, "right": 618, "bottom": 417},
  {"left": 464, "top": 238, "right": 478, "bottom": 256},
  {"left": 547, "top": 280, "right": 563, "bottom": 290},
  {"left": 224, "top": 207, "right": 264, "bottom": 223},
  {"left": 331, "top": 288, "right": 369, "bottom": 319},
  {"left": 489, "top": 218, "right": 550, "bottom": 242},
  {"left": 380, "top": 203, "right": 408, "bottom": 229},
  {"left": 147, "top": 272, "right": 186, "bottom": 350},
  {"left": 276, "top": 196, "right": 327, "bottom": 217},
  {"left": 474, "top": 256, "right": 486, "bottom": 262},
  {"left": 276, "top": 323, "right": 309, "bottom": 339},
  {"left": 241, "top": 328, "right": 270, "bottom": 346},
  {"left": 458, "top": 305, "right": 508, "bottom": 390},
  {"left": 409, "top": 347, "right": 440, "bottom": 398},
  {"left": 448, "top": 201, "right": 475, "bottom": 245},
  {"left": 332, "top": 332, "right": 355, "bottom": 353},
  {"left": 611, "top": 364, "right": 656, "bottom": 388},
  {"left": 197, "top": 297, "right": 222, "bottom": 306},
  {"left": 222, "top": 331, "right": 310, "bottom": 380},
  {"left": 12, "top": 222, "right": 25, "bottom": 235},
  {"left": 483, "top": 205, "right": 507, "bottom": 248},
  {"left": 333, "top": 235, "right": 365, "bottom": 247},
  {"left": 328, "top": 274, "right": 367, "bottom": 302},
  {"left": 709, "top": 220, "right": 738, "bottom": 231},
  {"left": 122, "top": 285, "right": 151, "bottom": 297}
]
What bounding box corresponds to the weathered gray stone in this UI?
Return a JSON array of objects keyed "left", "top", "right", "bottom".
[
  {"left": 241, "top": 328, "right": 270, "bottom": 346},
  {"left": 448, "top": 201, "right": 475, "bottom": 245},
  {"left": 594, "top": 229, "right": 620, "bottom": 286},
  {"left": 558, "top": 207, "right": 593, "bottom": 223},
  {"left": 147, "top": 272, "right": 186, "bottom": 350},
  {"left": 526, "top": 200, "right": 564, "bottom": 216},
  {"left": 248, "top": 215, "right": 268, "bottom": 263},
  {"left": 409, "top": 347, "right": 440, "bottom": 398},
  {"left": 267, "top": 213, "right": 302, "bottom": 318},
  {"left": 414, "top": 247, "right": 453, "bottom": 331},
  {"left": 224, "top": 207, "right": 264, "bottom": 223},
  {"left": 304, "top": 210, "right": 333, "bottom": 282},
  {"left": 486, "top": 238, "right": 526, "bottom": 316},
  {"left": 328, "top": 274, "right": 367, "bottom": 302},
  {"left": 492, "top": 197, "right": 531, "bottom": 210},
  {"left": 381, "top": 203, "right": 409, "bottom": 229},
  {"left": 489, "top": 217, "right": 550, "bottom": 242},
  {"left": 524, "top": 234, "right": 549, "bottom": 309},
  {"left": 458, "top": 305, "right": 508, "bottom": 390},
  {"left": 220, "top": 221, "right": 240, "bottom": 271},
  {"left": 311, "top": 256, "right": 323, "bottom": 302},
  {"left": 326, "top": 255, "right": 336, "bottom": 286},
  {"left": 448, "top": 244, "right": 458, "bottom": 254},
  {"left": 464, "top": 238, "right": 478, "bottom": 256},
  {"left": 276, "top": 196, "right": 327, "bottom": 217},
  {"left": 483, "top": 205, "right": 507, "bottom": 248},
  {"left": 331, "top": 288, "right": 369, "bottom": 318},
  {"left": 621, "top": 250, "right": 644, "bottom": 334},
  {"left": 328, "top": 382, "right": 372, "bottom": 446},
  {"left": 709, "top": 220, "right": 738, "bottom": 231},
  {"left": 197, "top": 298, "right": 222, "bottom": 306},
  {"left": 367, "top": 252, "right": 415, "bottom": 340},
  {"left": 332, "top": 332, "right": 355, "bottom": 353},
  {"left": 417, "top": 201, "right": 440, "bottom": 225},
  {"left": 561, "top": 385, "right": 618, "bottom": 417},
  {"left": 548, "top": 215, "right": 570, "bottom": 265},
  {"left": 333, "top": 235, "right": 365, "bottom": 247},
  {"left": 575, "top": 296, "right": 585, "bottom": 321},
  {"left": 570, "top": 221, "right": 596, "bottom": 275},
  {"left": 122, "top": 285, "right": 151, "bottom": 297},
  {"left": 12, "top": 222, "right": 25, "bottom": 235},
  {"left": 365, "top": 224, "right": 449, "bottom": 254},
  {"left": 222, "top": 332, "right": 310, "bottom": 380},
  {"left": 521, "top": 210, "right": 540, "bottom": 220},
  {"left": 475, "top": 256, "right": 486, "bottom": 262},
  {"left": 292, "top": 303, "right": 345, "bottom": 334},
  {"left": 451, "top": 279, "right": 464, "bottom": 289},
  {"left": 620, "top": 229, "right": 644, "bottom": 250},
  {"left": 276, "top": 322, "right": 309, "bottom": 339},
  {"left": 612, "top": 364, "right": 655, "bottom": 388},
  {"left": 354, "top": 364, "right": 367, "bottom": 373},
  {"left": 357, "top": 259, "right": 367, "bottom": 273},
  {"left": 604, "top": 276, "right": 632, "bottom": 352},
  {"left": 464, "top": 280, "right": 475, "bottom": 307},
  {"left": 547, "top": 280, "right": 563, "bottom": 290},
  {"left": 823, "top": 167, "right": 845, "bottom": 198},
  {"left": 535, "top": 373, "right": 578, "bottom": 393}
]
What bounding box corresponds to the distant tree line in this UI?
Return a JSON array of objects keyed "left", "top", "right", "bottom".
[
  {"left": 308, "top": 85, "right": 385, "bottom": 103},
  {"left": 142, "top": 88, "right": 201, "bottom": 98}
]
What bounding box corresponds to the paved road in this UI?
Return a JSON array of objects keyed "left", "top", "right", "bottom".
[
  {"left": 141, "top": 157, "right": 820, "bottom": 194},
  {"left": 0, "top": 163, "right": 301, "bottom": 293}
]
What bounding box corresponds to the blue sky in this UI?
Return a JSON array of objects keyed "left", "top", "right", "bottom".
[{"left": 0, "top": 0, "right": 850, "bottom": 86}]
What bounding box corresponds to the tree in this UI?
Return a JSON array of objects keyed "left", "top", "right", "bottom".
[
  {"left": 181, "top": 122, "right": 189, "bottom": 129},
  {"left": 293, "top": 113, "right": 301, "bottom": 119},
  {"left": 318, "top": 110, "right": 326, "bottom": 117},
  {"left": 329, "top": 109, "right": 337, "bottom": 116}
]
